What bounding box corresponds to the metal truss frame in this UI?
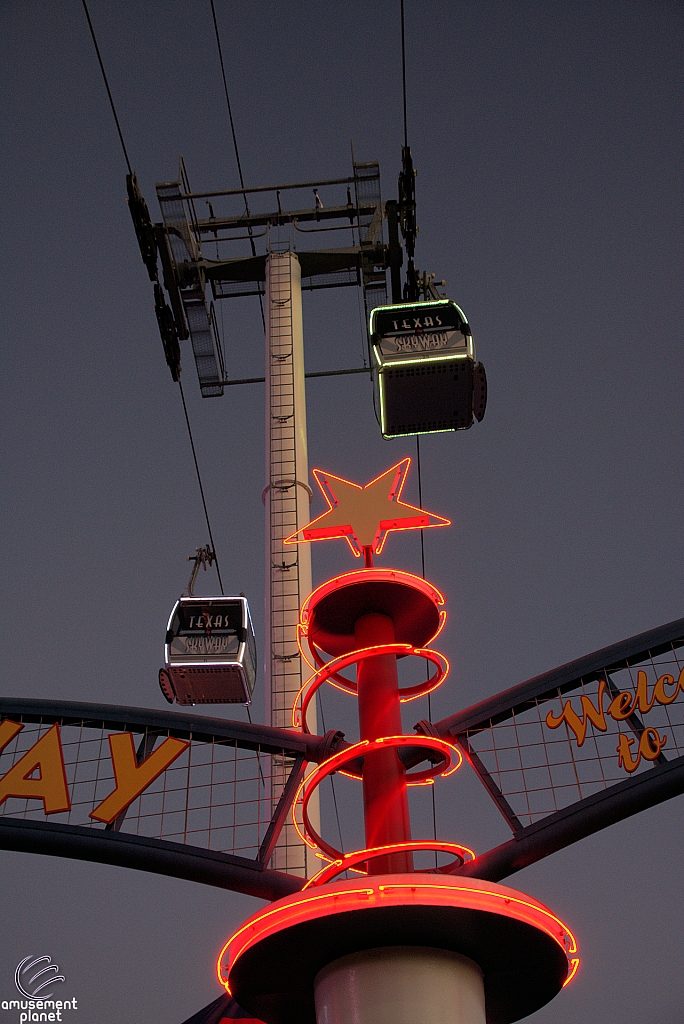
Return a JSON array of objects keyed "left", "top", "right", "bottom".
[
  {"left": 434, "top": 614, "right": 684, "bottom": 877},
  {"left": 0, "top": 699, "right": 342, "bottom": 902},
  {"left": 134, "top": 157, "right": 394, "bottom": 396},
  {"left": 3, "top": 614, "right": 684, "bottom": 900}
]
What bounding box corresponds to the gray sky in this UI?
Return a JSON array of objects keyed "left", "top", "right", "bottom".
[{"left": 1, "top": 2, "right": 683, "bottom": 1022}]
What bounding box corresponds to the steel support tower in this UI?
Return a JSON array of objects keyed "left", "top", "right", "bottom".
[
  {"left": 264, "top": 252, "right": 318, "bottom": 874},
  {"left": 127, "top": 156, "right": 409, "bottom": 877}
]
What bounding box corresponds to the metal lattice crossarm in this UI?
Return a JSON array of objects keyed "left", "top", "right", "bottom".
[
  {"left": 0, "top": 698, "right": 344, "bottom": 901},
  {"left": 127, "top": 156, "right": 392, "bottom": 395}
]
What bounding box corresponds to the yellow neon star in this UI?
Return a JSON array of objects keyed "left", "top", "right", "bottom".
[{"left": 284, "top": 458, "right": 450, "bottom": 557}]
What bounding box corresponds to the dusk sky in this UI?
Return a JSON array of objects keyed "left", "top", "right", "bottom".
[{"left": 1, "top": 2, "right": 683, "bottom": 1022}]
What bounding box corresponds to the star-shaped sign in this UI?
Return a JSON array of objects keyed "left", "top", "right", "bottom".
[{"left": 284, "top": 458, "right": 450, "bottom": 558}]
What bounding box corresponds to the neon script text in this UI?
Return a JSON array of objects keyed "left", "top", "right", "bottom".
[{"left": 545, "top": 669, "right": 684, "bottom": 773}]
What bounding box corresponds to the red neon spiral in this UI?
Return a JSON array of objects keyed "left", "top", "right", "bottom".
[
  {"left": 292, "top": 642, "right": 449, "bottom": 732},
  {"left": 218, "top": 554, "right": 580, "bottom": 996},
  {"left": 290, "top": 567, "right": 474, "bottom": 883},
  {"left": 292, "top": 735, "right": 464, "bottom": 863}
]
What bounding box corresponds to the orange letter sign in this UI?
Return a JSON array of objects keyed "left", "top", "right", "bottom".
[
  {"left": 90, "top": 732, "right": 189, "bottom": 824},
  {"left": 0, "top": 723, "right": 70, "bottom": 814},
  {"left": 545, "top": 680, "right": 608, "bottom": 746},
  {"left": 0, "top": 718, "right": 24, "bottom": 753}
]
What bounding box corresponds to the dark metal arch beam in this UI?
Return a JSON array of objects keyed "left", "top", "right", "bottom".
[
  {"left": 0, "top": 818, "right": 303, "bottom": 902},
  {"left": 0, "top": 697, "right": 341, "bottom": 761}
]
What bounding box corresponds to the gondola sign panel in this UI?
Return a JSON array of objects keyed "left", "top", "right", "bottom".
[
  {"left": 167, "top": 599, "right": 244, "bottom": 658},
  {"left": 371, "top": 299, "right": 472, "bottom": 362}
]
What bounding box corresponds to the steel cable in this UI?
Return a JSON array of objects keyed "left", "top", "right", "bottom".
[
  {"left": 178, "top": 379, "right": 225, "bottom": 595},
  {"left": 81, "top": 0, "right": 133, "bottom": 175},
  {"left": 210, "top": 0, "right": 265, "bottom": 330}
]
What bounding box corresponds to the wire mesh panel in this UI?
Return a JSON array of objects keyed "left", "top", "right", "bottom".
[
  {"left": 460, "top": 636, "right": 684, "bottom": 830},
  {"left": 0, "top": 710, "right": 297, "bottom": 861}
]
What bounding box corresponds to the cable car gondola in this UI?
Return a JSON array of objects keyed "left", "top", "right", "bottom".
[
  {"left": 370, "top": 299, "right": 487, "bottom": 438},
  {"left": 159, "top": 596, "right": 257, "bottom": 705}
]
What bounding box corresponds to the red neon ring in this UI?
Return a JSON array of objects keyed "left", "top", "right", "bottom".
[
  {"left": 217, "top": 874, "right": 580, "bottom": 999},
  {"left": 303, "top": 840, "right": 476, "bottom": 888},
  {"left": 308, "top": 636, "right": 448, "bottom": 702},
  {"left": 292, "top": 644, "right": 449, "bottom": 732},
  {"left": 299, "top": 607, "right": 447, "bottom": 681},
  {"left": 293, "top": 736, "right": 463, "bottom": 862},
  {"left": 299, "top": 568, "right": 446, "bottom": 629}
]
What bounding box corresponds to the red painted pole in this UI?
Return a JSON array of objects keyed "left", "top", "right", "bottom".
[{"left": 354, "top": 611, "right": 413, "bottom": 874}]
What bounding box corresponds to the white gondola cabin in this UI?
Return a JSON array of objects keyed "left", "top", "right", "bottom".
[
  {"left": 370, "top": 299, "right": 486, "bottom": 438},
  {"left": 159, "top": 596, "right": 256, "bottom": 705}
]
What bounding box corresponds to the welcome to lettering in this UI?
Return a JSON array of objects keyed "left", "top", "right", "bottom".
[
  {"left": 0, "top": 720, "right": 188, "bottom": 822},
  {"left": 545, "top": 668, "right": 684, "bottom": 773}
]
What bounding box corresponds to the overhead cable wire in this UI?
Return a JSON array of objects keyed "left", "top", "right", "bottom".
[
  {"left": 416, "top": 434, "right": 439, "bottom": 859},
  {"left": 416, "top": 437, "right": 427, "bottom": 582},
  {"left": 178, "top": 379, "right": 225, "bottom": 596},
  {"left": 210, "top": 0, "right": 249, "bottom": 210},
  {"left": 82, "top": 0, "right": 229, "bottom": 612},
  {"left": 401, "top": 0, "right": 438, "bottom": 851},
  {"left": 81, "top": 0, "right": 133, "bottom": 175},
  {"left": 406, "top": 0, "right": 438, "bottom": 853},
  {"left": 316, "top": 691, "right": 345, "bottom": 856},
  {"left": 210, "top": 0, "right": 265, "bottom": 329},
  {"left": 400, "top": 0, "right": 409, "bottom": 148},
  {"left": 401, "top": 0, "right": 431, "bottom": 710}
]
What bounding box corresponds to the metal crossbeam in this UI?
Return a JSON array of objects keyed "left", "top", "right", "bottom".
[
  {"left": 435, "top": 614, "right": 684, "bottom": 737},
  {"left": 201, "top": 245, "right": 387, "bottom": 287},
  {"left": 0, "top": 698, "right": 345, "bottom": 901},
  {"left": 454, "top": 751, "right": 684, "bottom": 882},
  {"left": 195, "top": 203, "right": 378, "bottom": 234},
  {"left": 177, "top": 174, "right": 364, "bottom": 201}
]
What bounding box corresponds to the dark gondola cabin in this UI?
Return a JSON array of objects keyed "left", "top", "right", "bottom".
[
  {"left": 370, "top": 299, "right": 486, "bottom": 438},
  {"left": 160, "top": 596, "right": 256, "bottom": 705}
]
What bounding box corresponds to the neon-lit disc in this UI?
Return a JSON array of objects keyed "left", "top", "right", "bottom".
[
  {"left": 218, "top": 874, "right": 579, "bottom": 1024},
  {"left": 300, "top": 568, "right": 445, "bottom": 658}
]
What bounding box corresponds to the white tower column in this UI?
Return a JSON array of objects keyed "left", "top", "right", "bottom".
[
  {"left": 264, "top": 251, "right": 319, "bottom": 876},
  {"left": 314, "top": 947, "right": 486, "bottom": 1024}
]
